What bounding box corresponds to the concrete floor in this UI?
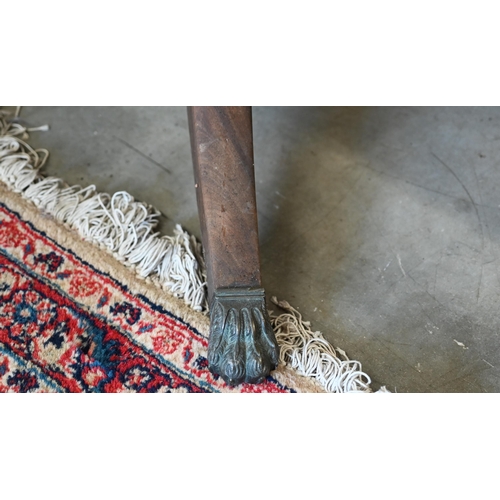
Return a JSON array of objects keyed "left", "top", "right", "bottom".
[{"left": 14, "top": 106, "right": 500, "bottom": 392}]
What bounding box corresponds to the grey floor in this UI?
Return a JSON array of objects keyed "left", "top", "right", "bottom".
[{"left": 13, "top": 106, "right": 500, "bottom": 392}]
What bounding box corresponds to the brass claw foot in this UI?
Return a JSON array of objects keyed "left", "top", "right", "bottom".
[{"left": 208, "top": 288, "right": 279, "bottom": 385}]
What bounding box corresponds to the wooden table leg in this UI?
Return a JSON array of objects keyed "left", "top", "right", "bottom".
[{"left": 188, "top": 106, "right": 279, "bottom": 384}]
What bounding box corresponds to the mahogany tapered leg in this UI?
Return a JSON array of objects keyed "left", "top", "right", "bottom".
[{"left": 188, "top": 106, "right": 279, "bottom": 384}]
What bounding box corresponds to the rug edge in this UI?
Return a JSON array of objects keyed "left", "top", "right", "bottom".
[{"left": 0, "top": 181, "right": 211, "bottom": 336}]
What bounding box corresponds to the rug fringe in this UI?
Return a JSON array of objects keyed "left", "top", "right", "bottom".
[
  {"left": 0, "top": 110, "right": 208, "bottom": 312},
  {"left": 0, "top": 108, "right": 383, "bottom": 393},
  {"left": 270, "top": 297, "right": 373, "bottom": 392}
]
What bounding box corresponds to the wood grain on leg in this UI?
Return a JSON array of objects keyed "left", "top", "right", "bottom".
[{"left": 188, "top": 106, "right": 261, "bottom": 301}]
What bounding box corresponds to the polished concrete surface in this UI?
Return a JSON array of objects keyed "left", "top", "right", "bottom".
[{"left": 15, "top": 106, "right": 500, "bottom": 392}]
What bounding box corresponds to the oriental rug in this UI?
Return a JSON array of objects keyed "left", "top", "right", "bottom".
[{"left": 0, "top": 183, "right": 324, "bottom": 392}]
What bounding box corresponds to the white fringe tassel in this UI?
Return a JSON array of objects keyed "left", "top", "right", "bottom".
[
  {"left": 0, "top": 110, "right": 207, "bottom": 312},
  {"left": 270, "top": 297, "right": 373, "bottom": 392},
  {"left": 0, "top": 108, "right": 384, "bottom": 393}
]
